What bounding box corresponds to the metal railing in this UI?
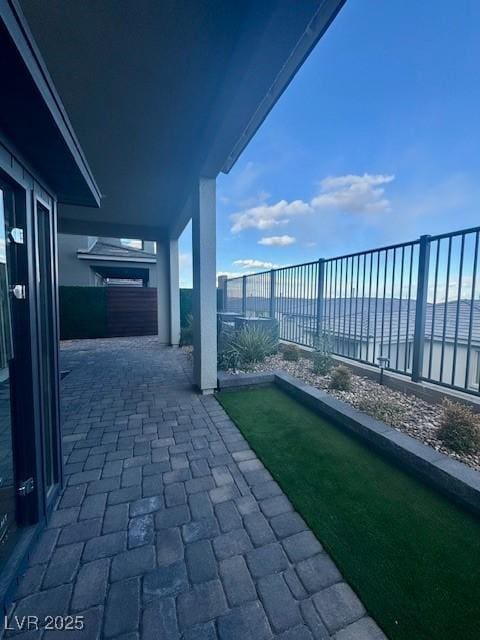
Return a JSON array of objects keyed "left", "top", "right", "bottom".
[{"left": 224, "top": 225, "right": 480, "bottom": 397}]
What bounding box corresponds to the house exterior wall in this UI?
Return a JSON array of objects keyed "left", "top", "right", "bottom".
[
  {"left": 58, "top": 233, "right": 158, "bottom": 286},
  {"left": 58, "top": 233, "right": 95, "bottom": 285},
  {"left": 423, "top": 340, "right": 480, "bottom": 390},
  {"left": 343, "top": 335, "right": 480, "bottom": 391}
]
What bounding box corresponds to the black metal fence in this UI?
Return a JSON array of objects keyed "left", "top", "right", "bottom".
[{"left": 224, "top": 225, "right": 480, "bottom": 396}]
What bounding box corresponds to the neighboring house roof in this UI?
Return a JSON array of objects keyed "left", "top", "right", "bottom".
[
  {"left": 241, "top": 296, "right": 480, "bottom": 344},
  {"left": 320, "top": 298, "right": 480, "bottom": 344},
  {"left": 77, "top": 241, "right": 156, "bottom": 262}
]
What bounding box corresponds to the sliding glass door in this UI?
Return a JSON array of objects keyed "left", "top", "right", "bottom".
[
  {"left": 0, "top": 186, "right": 16, "bottom": 563},
  {"left": 35, "top": 201, "right": 58, "bottom": 495}
]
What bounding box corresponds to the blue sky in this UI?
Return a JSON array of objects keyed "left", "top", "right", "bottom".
[{"left": 179, "top": 0, "right": 480, "bottom": 286}]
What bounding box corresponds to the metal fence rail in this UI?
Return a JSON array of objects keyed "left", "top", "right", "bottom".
[{"left": 223, "top": 225, "right": 480, "bottom": 397}]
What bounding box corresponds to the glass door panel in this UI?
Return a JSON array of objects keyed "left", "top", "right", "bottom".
[
  {"left": 0, "top": 187, "right": 16, "bottom": 563},
  {"left": 36, "top": 203, "right": 56, "bottom": 491}
]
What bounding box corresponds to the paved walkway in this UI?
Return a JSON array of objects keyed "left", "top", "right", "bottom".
[{"left": 7, "top": 337, "right": 385, "bottom": 639}]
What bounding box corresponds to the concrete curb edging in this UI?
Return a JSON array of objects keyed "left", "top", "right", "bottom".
[
  {"left": 217, "top": 369, "right": 480, "bottom": 516},
  {"left": 217, "top": 370, "right": 276, "bottom": 389}
]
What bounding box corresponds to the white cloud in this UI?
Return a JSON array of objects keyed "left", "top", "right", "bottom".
[
  {"left": 233, "top": 259, "right": 281, "bottom": 270},
  {"left": 319, "top": 174, "right": 394, "bottom": 190},
  {"left": 258, "top": 235, "right": 296, "bottom": 246},
  {"left": 230, "top": 199, "right": 312, "bottom": 233},
  {"left": 229, "top": 173, "right": 394, "bottom": 234},
  {"left": 311, "top": 173, "right": 394, "bottom": 213}
]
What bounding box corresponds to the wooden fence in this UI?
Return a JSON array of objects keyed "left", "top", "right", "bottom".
[{"left": 106, "top": 287, "right": 157, "bottom": 337}]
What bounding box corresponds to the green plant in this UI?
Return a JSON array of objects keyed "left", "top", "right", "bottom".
[
  {"left": 329, "top": 365, "right": 352, "bottom": 391},
  {"left": 217, "top": 323, "right": 239, "bottom": 370},
  {"left": 357, "top": 396, "right": 406, "bottom": 426},
  {"left": 218, "top": 343, "right": 241, "bottom": 371},
  {"left": 232, "top": 324, "right": 278, "bottom": 367},
  {"left": 312, "top": 333, "right": 333, "bottom": 375},
  {"left": 180, "top": 314, "right": 193, "bottom": 346},
  {"left": 437, "top": 400, "right": 480, "bottom": 454},
  {"left": 282, "top": 343, "right": 300, "bottom": 362}
]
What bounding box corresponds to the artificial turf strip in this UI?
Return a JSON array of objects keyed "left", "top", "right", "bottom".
[{"left": 217, "top": 386, "right": 480, "bottom": 640}]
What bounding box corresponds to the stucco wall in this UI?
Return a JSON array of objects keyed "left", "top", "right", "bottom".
[
  {"left": 58, "top": 234, "right": 96, "bottom": 286},
  {"left": 58, "top": 234, "right": 158, "bottom": 287}
]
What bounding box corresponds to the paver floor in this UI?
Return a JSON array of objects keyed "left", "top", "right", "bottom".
[{"left": 5, "top": 337, "right": 386, "bottom": 639}]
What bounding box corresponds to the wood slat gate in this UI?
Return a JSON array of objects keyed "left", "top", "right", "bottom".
[{"left": 106, "top": 287, "right": 157, "bottom": 337}]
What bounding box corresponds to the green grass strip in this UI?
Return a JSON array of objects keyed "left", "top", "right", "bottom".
[{"left": 217, "top": 385, "right": 480, "bottom": 640}]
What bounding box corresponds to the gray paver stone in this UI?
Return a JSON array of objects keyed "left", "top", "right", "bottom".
[
  {"left": 219, "top": 555, "right": 256, "bottom": 607},
  {"left": 157, "top": 527, "right": 184, "bottom": 565},
  {"left": 104, "top": 577, "right": 140, "bottom": 637},
  {"left": 217, "top": 600, "right": 272, "bottom": 640},
  {"left": 312, "top": 583, "right": 365, "bottom": 634},
  {"left": 110, "top": 545, "right": 156, "bottom": 581},
  {"left": 143, "top": 560, "right": 189, "bottom": 598},
  {"left": 212, "top": 529, "right": 253, "bottom": 560},
  {"left": 185, "top": 540, "right": 218, "bottom": 584},
  {"left": 142, "top": 597, "right": 178, "bottom": 640},
  {"left": 177, "top": 580, "right": 228, "bottom": 629},
  {"left": 246, "top": 543, "right": 289, "bottom": 579},
  {"left": 72, "top": 558, "right": 109, "bottom": 611},
  {"left": 296, "top": 553, "right": 342, "bottom": 594},
  {"left": 257, "top": 573, "right": 302, "bottom": 633}
]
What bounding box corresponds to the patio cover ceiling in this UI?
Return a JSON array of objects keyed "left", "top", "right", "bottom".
[{"left": 19, "top": 0, "right": 345, "bottom": 240}]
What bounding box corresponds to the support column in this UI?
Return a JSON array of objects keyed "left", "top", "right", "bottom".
[
  {"left": 156, "top": 238, "right": 181, "bottom": 345},
  {"left": 155, "top": 240, "right": 170, "bottom": 344},
  {"left": 192, "top": 177, "right": 217, "bottom": 393},
  {"left": 169, "top": 238, "right": 180, "bottom": 346}
]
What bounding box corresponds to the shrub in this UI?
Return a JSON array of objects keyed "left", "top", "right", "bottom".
[
  {"left": 437, "top": 400, "right": 480, "bottom": 454},
  {"left": 218, "top": 343, "right": 241, "bottom": 371},
  {"left": 329, "top": 365, "right": 352, "bottom": 391},
  {"left": 282, "top": 344, "right": 300, "bottom": 362},
  {"left": 312, "top": 351, "right": 333, "bottom": 375},
  {"left": 180, "top": 314, "right": 193, "bottom": 346},
  {"left": 312, "top": 333, "right": 333, "bottom": 375},
  {"left": 312, "top": 333, "right": 333, "bottom": 376},
  {"left": 232, "top": 325, "right": 278, "bottom": 367},
  {"left": 217, "top": 323, "right": 239, "bottom": 370},
  {"left": 357, "top": 397, "right": 406, "bottom": 427}
]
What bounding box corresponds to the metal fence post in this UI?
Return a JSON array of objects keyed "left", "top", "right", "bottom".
[
  {"left": 217, "top": 275, "right": 228, "bottom": 311},
  {"left": 411, "top": 235, "right": 430, "bottom": 382},
  {"left": 223, "top": 279, "right": 228, "bottom": 311},
  {"left": 269, "top": 269, "right": 276, "bottom": 318},
  {"left": 242, "top": 275, "right": 247, "bottom": 316},
  {"left": 316, "top": 258, "right": 325, "bottom": 338}
]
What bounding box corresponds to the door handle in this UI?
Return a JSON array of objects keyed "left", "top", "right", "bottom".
[{"left": 10, "top": 284, "right": 26, "bottom": 299}]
